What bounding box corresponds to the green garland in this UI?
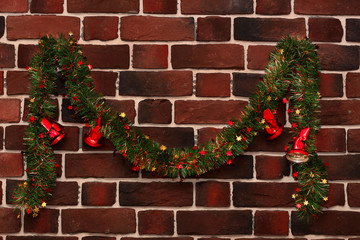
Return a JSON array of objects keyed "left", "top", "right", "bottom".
[{"left": 13, "top": 34, "right": 328, "bottom": 220}]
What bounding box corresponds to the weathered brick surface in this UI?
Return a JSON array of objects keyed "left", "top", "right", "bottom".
[
  {"left": 81, "top": 45, "right": 129, "bottom": 69},
  {"left": 347, "top": 183, "right": 360, "bottom": 207},
  {"left": 0, "top": 208, "right": 21, "bottom": 233},
  {"left": 0, "top": 0, "right": 28, "bottom": 12},
  {"left": 82, "top": 182, "right": 116, "bottom": 206},
  {"left": 309, "top": 18, "right": 343, "bottom": 42},
  {"left": 233, "top": 73, "right": 262, "bottom": 97},
  {"left": 348, "top": 129, "right": 360, "bottom": 152},
  {"left": 316, "top": 128, "right": 346, "bottom": 152},
  {"left": 0, "top": 71, "right": 3, "bottom": 95},
  {"left": 247, "top": 45, "right": 275, "bottom": 70},
  {"left": 0, "top": 44, "right": 15, "bottom": 67},
  {"left": 256, "top": 155, "right": 290, "bottom": 179},
  {"left": 325, "top": 184, "right": 345, "bottom": 207},
  {"left": 84, "top": 17, "right": 118, "bottom": 41},
  {"left": 295, "top": 0, "right": 360, "bottom": 15},
  {"left": 143, "top": 0, "right": 177, "bottom": 14},
  {"left": 320, "top": 73, "right": 343, "bottom": 97},
  {"left": 254, "top": 211, "right": 289, "bottom": 235},
  {"left": 0, "top": 99, "right": 21, "bottom": 123},
  {"left": 133, "top": 45, "right": 168, "bottom": 69},
  {"left": 197, "top": 17, "right": 231, "bottom": 41},
  {"left": 197, "top": 127, "right": 221, "bottom": 146},
  {"left": 17, "top": 44, "right": 38, "bottom": 68},
  {"left": 0, "top": 17, "right": 4, "bottom": 38},
  {"left": 24, "top": 209, "right": 59, "bottom": 233},
  {"left": 321, "top": 100, "right": 360, "bottom": 125},
  {"left": 105, "top": 100, "right": 136, "bottom": 123},
  {"left": 47, "top": 181, "right": 79, "bottom": 206},
  {"left": 256, "top": 0, "right": 291, "bottom": 15},
  {"left": 67, "top": 0, "right": 139, "bottom": 13},
  {"left": 346, "top": 73, "right": 360, "bottom": 98},
  {"left": 138, "top": 127, "right": 194, "bottom": 148},
  {"left": 6, "top": 71, "right": 30, "bottom": 95},
  {"left": 7, "top": 237, "right": 77, "bottom": 240},
  {"left": 181, "top": 0, "right": 253, "bottom": 14},
  {"left": 196, "top": 181, "right": 230, "bottom": 207},
  {"left": 138, "top": 99, "right": 172, "bottom": 124},
  {"left": 91, "top": 71, "right": 118, "bottom": 96},
  {"left": 196, "top": 73, "right": 230, "bottom": 97},
  {"left": 322, "top": 155, "right": 360, "bottom": 180},
  {"left": 138, "top": 210, "right": 174, "bottom": 235},
  {"left": 317, "top": 44, "right": 359, "bottom": 71},
  {"left": 346, "top": 19, "right": 360, "bottom": 42},
  {"left": 30, "top": 0, "right": 64, "bottom": 13},
  {"left": 0, "top": 153, "right": 23, "bottom": 177}
]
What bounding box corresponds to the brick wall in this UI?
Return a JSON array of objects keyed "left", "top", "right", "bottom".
[{"left": 0, "top": 0, "right": 360, "bottom": 239}]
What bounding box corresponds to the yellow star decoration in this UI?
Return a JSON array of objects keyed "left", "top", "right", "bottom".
[
  {"left": 41, "top": 202, "right": 47, "bottom": 208},
  {"left": 236, "top": 136, "right": 242, "bottom": 141},
  {"left": 295, "top": 109, "right": 301, "bottom": 115},
  {"left": 304, "top": 200, "right": 309, "bottom": 206},
  {"left": 309, "top": 172, "right": 314, "bottom": 178},
  {"left": 279, "top": 49, "right": 284, "bottom": 54},
  {"left": 34, "top": 207, "right": 39, "bottom": 213},
  {"left": 120, "top": 112, "right": 126, "bottom": 118},
  {"left": 30, "top": 98, "right": 35, "bottom": 103},
  {"left": 292, "top": 194, "right": 297, "bottom": 199},
  {"left": 69, "top": 31, "right": 73, "bottom": 36},
  {"left": 254, "top": 132, "right": 257, "bottom": 136},
  {"left": 323, "top": 197, "right": 328, "bottom": 201},
  {"left": 151, "top": 167, "right": 156, "bottom": 172},
  {"left": 23, "top": 181, "right": 28, "bottom": 187},
  {"left": 159, "top": 145, "right": 167, "bottom": 151},
  {"left": 318, "top": 92, "right": 322, "bottom": 98},
  {"left": 144, "top": 135, "right": 149, "bottom": 139},
  {"left": 267, "top": 96, "right": 272, "bottom": 101},
  {"left": 261, "top": 119, "right": 266, "bottom": 124},
  {"left": 33, "top": 213, "right": 38, "bottom": 218},
  {"left": 322, "top": 179, "right": 328, "bottom": 184}
]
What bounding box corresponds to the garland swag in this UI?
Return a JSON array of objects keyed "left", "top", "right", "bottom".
[{"left": 13, "top": 34, "right": 328, "bottom": 219}]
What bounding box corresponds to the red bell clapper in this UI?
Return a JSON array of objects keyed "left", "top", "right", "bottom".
[
  {"left": 83, "top": 117, "right": 105, "bottom": 148},
  {"left": 41, "top": 118, "right": 66, "bottom": 146},
  {"left": 263, "top": 108, "right": 284, "bottom": 140},
  {"left": 286, "top": 127, "right": 310, "bottom": 163}
]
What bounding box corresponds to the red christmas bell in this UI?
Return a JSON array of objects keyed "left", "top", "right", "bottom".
[
  {"left": 41, "top": 118, "right": 66, "bottom": 146},
  {"left": 263, "top": 108, "right": 284, "bottom": 140},
  {"left": 83, "top": 117, "right": 105, "bottom": 148},
  {"left": 286, "top": 127, "right": 310, "bottom": 163}
]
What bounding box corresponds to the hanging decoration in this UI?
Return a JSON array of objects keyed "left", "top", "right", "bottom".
[{"left": 13, "top": 34, "right": 328, "bottom": 220}]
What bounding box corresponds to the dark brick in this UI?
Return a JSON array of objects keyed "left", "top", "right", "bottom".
[
  {"left": 18, "top": 44, "right": 38, "bottom": 68},
  {"left": 318, "top": 44, "right": 359, "bottom": 71},
  {"left": 83, "top": 237, "right": 116, "bottom": 240},
  {"left": 247, "top": 45, "right": 275, "bottom": 70},
  {"left": 325, "top": 184, "right": 345, "bottom": 207},
  {"left": 0, "top": 127, "right": 2, "bottom": 149},
  {"left": 0, "top": 0, "right": 28, "bottom": 12},
  {"left": 65, "top": 153, "right": 138, "bottom": 178},
  {"left": 62, "top": 208, "right": 136, "bottom": 233},
  {"left": 5, "top": 125, "right": 26, "bottom": 150},
  {"left": 346, "top": 73, "right": 360, "bottom": 98},
  {"left": 105, "top": 99, "right": 136, "bottom": 123},
  {"left": 138, "top": 99, "right": 172, "bottom": 124},
  {"left": 121, "top": 16, "right": 194, "bottom": 41},
  {"left": 47, "top": 181, "right": 79, "bottom": 206},
  {"left": 197, "top": 17, "right": 231, "bottom": 41},
  {"left": 0, "top": 71, "right": 3, "bottom": 95},
  {"left": 122, "top": 238, "right": 192, "bottom": 240},
  {"left": 82, "top": 182, "right": 116, "bottom": 206},
  {"left": 0, "top": 17, "right": 4, "bottom": 38},
  {"left": 119, "top": 182, "right": 193, "bottom": 206},
  {"left": 30, "top": 0, "right": 64, "bottom": 13},
  {"left": 0, "top": 44, "right": 15, "bottom": 67},
  {"left": 7, "top": 237, "right": 77, "bottom": 240},
  {"left": 68, "top": 0, "right": 139, "bottom": 13},
  {"left": 256, "top": 0, "right": 291, "bottom": 15},
  {"left": 138, "top": 210, "right": 174, "bottom": 235},
  {"left": 254, "top": 211, "right": 289, "bottom": 235},
  {"left": 138, "top": 127, "right": 194, "bottom": 148},
  {"left": 91, "top": 71, "right": 118, "bottom": 96},
  {"left": 196, "top": 73, "right": 230, "bottom": 97},
  {"left": 172, "top": 44, "right": 244, "bottom": 69},
  {"left": 309, "top": 18, "right": 343, "bottom": 42},
  {"left": 119, "top": 71, "right": 192, "bottom": 96},
  {"left": 295, "top": 0, "right": 360, "bottom": 15},
  {"left": 233, "top": 73, "right": 262, "bottom": 97},
  {"left": 181, "top": 0, "right": 253, "bottom": 14},
  {"left": 321, "top": 100, "right": 360, "bottom": 125},
  {"left": 133, "top": 45, "right": 168, "bottom": 69},
  {"left": 322, "top": 155, "right": 360, "bottom": 180},
  {"left": 0, "top": 153, "right": 23, "bottom": 177},
  {"left": 320, "top": 73, "right": 343, "bottom": 97},
  {"left": 81, "top": 45, "right": 129, "bottom": 69},
  {"left": 348, "top": 183, "right": 360, "bottom": 207},
  {"left": 6, "top": 71, "right": 30, "bottom": 95},
  {"left": 348, "top": 129, "right": 360, "bottom": 152},
  {"left": 0, "top": 182, "right": 2, "bottom": 204},
  {"left": 177, "top": 210, "right": 252, "bottom": 235},
  {"left": 84, "top": 17, "right": 119, "bottom": 41},
  {"left": 346, "top": 19, "right": 360, "bottom": 42},
  {"left": 256, "top": 155, "right": 290, "bottom": 179},
  {"left": 292, "top": 211, "right": 360, "bottom": 235},
  {"left": 196, "top": 181, "right": 230, "bottom": 207},
  {"left": 0, "top": 208, "right": 21, "bottom": 233},
  {"left": 62, "top": 98, "right": 85, "bottom": 123},
  {"left": 234, "top": 18, "right": 306, "bottom": 41},
  {"left": 316, "top": 128, "right": 346, "bottom": 152},
  {"left": 197, "top": 127, "right": 221, "bottom": 146},
  {"left": 175, "top": 100, "right": 247, "bottom": 124},
  {"left": 7, "top": 16, "right": 80, "bottom": 40},
  {"left": 143, "top": 0, "right": 177, "bottom": 14},
  {"left": 247, "top": 128, "right": 291, "bottom": 152},
  {"left": 24, "top": 209, "right": 59, "bottom": 233},
  {"left": 52, "top": 126, "right": 79, "bottom": 151},
  {"left": 233, "top": 182, "right": 297, "bottom": 207}
]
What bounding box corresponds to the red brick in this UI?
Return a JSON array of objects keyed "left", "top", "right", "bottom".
[
  {"left": 0, "top": 0, "right": 27, "bottom": 12},
  {"left": 83, "top": 237, "right": 116, "bottom": 240},
  {"left": 122, "top": 238, "right": 192, "bottom": 240},
  {"left": 138, "top": 210, "right": 174, "bottom": 235},
  {"left": 172, "top": 44, "right": 244, "bottom": 69},
  {"left": 233, "top": 182, "right": 297, "bottom": 207},
  {"left": 0, "top": 44, "right": 15, "bottom": 67},
  {"left": 81, "top": 45, "right": 129, "bottom": 69},
  {"left": 84, "top": 17, "right": 118, "bottom": 41},
  {"left": 346, "top": 19, "right": 360, "bottom": 42},
  {"left": 144, "top": 0, "right": 177, "bottom": 14},
  {"left": 6, "top": 71, "right": 30, "bottom": 95},
  {"left": 133, "top": 45, "right": 168, "bottom": 69},
  {"left": 119, "top": 182, "right": 193, "bottom": 206},
  {"left": 181, "top": 0, "right": 253, "bottom": 14},
  {"left": 62, "top": 208, "right": 136, "bottom": 233},
  {"left": 318, "top": 44, "right": 359, "bottom": 70},
  {"left": 321, "top": 100, "right": 360, "bottom": 125},
  {"left": 247, "top": 45, "right": 275, "bottom": 70},
  {"left": 325, "top": 184, "right": 345, "bottom": 207},
  {"left": 30, "top": 0, "right": 63, "bottom": 13},
  {"left": 196, "top": 73, "right": 230, "bottom": 97},
  {"left": 197, "top": 17, "right": 231, "bottom": 41},
  {"left": 0, "top": 153, "right": 23, "bottom": 177},
  {"left": 256, "top": 155, "right": 290, "bottom": 179},
  {"left": 121, "top": 16, "right": 194, "bottom": 41},
  {"left": 0, "top": 71, "right": 3, "bottom": 95},
  {"left": 65, "top": 153, "right": 139, "bottom": 178},
  {"left": 119, "top": 71, "right": 192, "bottom": 96},
  {"left": 346, "top": 73, "right": 360, "bottom": 98},
  {"left": 82, "top": 182, "right": 116, "bottom": 206},
  {"left": 320, "top": 73, "right": 343, "bottom": 97},
  {"left": 292, "top": 211, "right": 360, "bottom": 235},
  {"left": 7, "top": 237, "right": 77, "bottom": 240},
  {"left": 0, "top": 17, "right": 4, "bottom": 38},
  {"left": 0, "top": 208, "right": 21, "bottom": 233},
  {"left": 138, "top": 99, "right": 172, "bottom": 124},
  {"left": 0, "top": 182, "right": 2, "bottom": 204},
  {"left": 196, "top": 181, "right": 230, "bottom": 207},
  {"left": 47, "top": 181, "right": 79, "bottom": 206},
  {"left": 18, "top": 44, "right": 38, "bottom": 68},
  {"left": 233, "top": 73, "right": 262, "bottom": 97},
  {"left": 68, "top": 0, "right": 139, "bottom": 13},
  {"left": 0, "top": 127, "right": 2, "bottom": 149},
  {"left": 138, "top": 127, "right": 194, "bottom": 148},
  {"left": 347, "top": 183, "right": 360, "bottom": 207},
  {"left": 234, "top": 18, "right": 305, "bottom": 41},
  {"left": 316, "top": 128, "right": 346, "bottom": 152},
  {"left": 91, "top": 71, "right": 118, "bottom": 96},
  {"left": 24, "top": 209, "right": 59, "bottom": 233},
  {"left": 254, "top": 211, "right": 289, "bottom": 235},
  {"left": 51, "top": 126, "right": 79, "bottom": 151},
  {"left": 348, "top": 129, "right": 360, "bottom": 152},
  {"left": 105, "top": 100, "right": 136, "bottom": 122},
  {"left": 322, "top": 155, "right": 360, "bottom": 180},
  {"left": 0, "top": 99, "right": 20, "bottom": 123},
  {"left": 309, "top": 18, "right": 343, "bottom": 42},
  {"left": 177, "top": 210, "right": 252, "bottom": 235},
  {"left": 295, "top": 0, "right": 360, "bottom": 15},
  {"left": 256, "top": 0, "right": 291, "bottom": 15},
  {"left": 197, "top": 127, "right": 221, "bottom": 146},
  {"left": 7, "top": 16, "right": 80, "bottom": 40},
  {"left": 175, "top": 100, "right": 247, "bottom": 124}
]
